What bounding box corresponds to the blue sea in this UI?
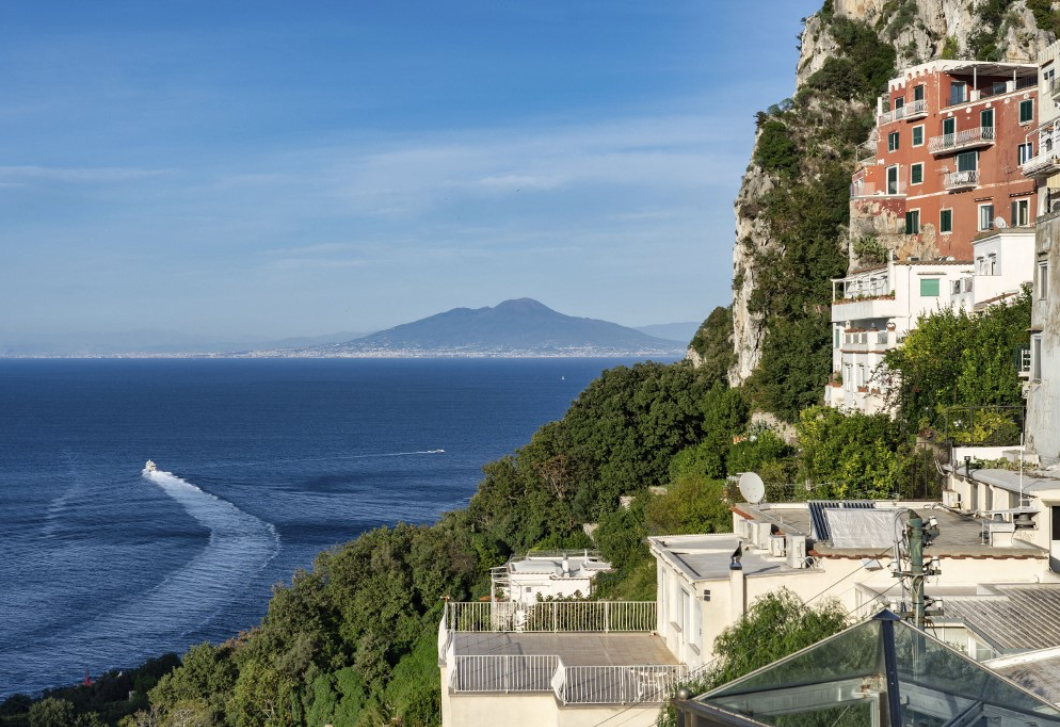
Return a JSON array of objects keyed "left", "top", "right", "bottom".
[{"left": 0, "top": 358, "right": 667, "bottom": 698}]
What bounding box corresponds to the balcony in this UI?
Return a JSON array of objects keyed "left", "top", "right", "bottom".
[
  {"left": 929, "top": 127, "right": 995, "bottom": 155},
  {"left": 1051, "top": 77, "right": 1060, "bottom": 99},
  {"left": 439, "top": 600, "right": 695, "bottom": 706},
  {"left": 944, "top": 169, "right": 979, "bottom": 190},
  {"left": 1022, "top": 150, "right": 1060, "bottom": 178},
  {"left": 877, "top": 98, "right": 928, "bottom": 126}
]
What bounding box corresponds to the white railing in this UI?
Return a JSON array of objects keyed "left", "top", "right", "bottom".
[
  {"left": 450, "top": 654, "right": 559, "bottom": 693},
  {"left": 877, "top": 98, "right": 927, "bottom": 125},
  {"left": 449, "top": 655, "right": 690, "bottom": 704},
  {"left": 445, "top": 600, "right": 656, "bottom": 633},
  {"left": 1022, "top": 150, "right": 1060, "bottom": 176},
  {"left": 929, "top": 127, "right": 995, "bottom": 154},
  {"left": 944, "top": 169, "right": 979, "bottom": 189},
  {"left": 558, "top": 664, "right": 690, "bottom": 704}
]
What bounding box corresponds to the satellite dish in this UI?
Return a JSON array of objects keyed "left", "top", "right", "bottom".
[
  {"left": 738, "top": 472, "right": 766, "bottom": 505},
  {"left": 995, "top": 217, "right": 1007, "bottom": 229}
]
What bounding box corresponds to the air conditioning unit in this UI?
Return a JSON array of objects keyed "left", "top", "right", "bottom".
[
  {"left": 942, "top": 490, "right": 962, "bottom": 509},
  {"left": 754, "top": 522, "right": 773, "bottom": 550},
  {"left": 786, "top": 535, "right": 808, "bottom": 569},
  {"left": 769, "top": 535, "right": 786, "bottom": 557}
]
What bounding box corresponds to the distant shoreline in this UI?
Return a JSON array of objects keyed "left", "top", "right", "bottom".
[{"left": 0, "top": 351, "right": 686, "bottom": 360}]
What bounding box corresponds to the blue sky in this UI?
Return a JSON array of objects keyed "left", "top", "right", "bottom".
[{"left": 0, "top": 1, "right": 819, "bottom": 339}]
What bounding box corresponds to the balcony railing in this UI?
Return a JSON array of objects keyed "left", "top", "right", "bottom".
[
  {"left": 877, "top": 98, "right": 928, "bottom": 125},
  {"left": 445, "top": 600, "right": 656, "bottom": 633},
  {"left": 944, "top": 169, "right": 979, "bottom": 189},
  {"left": 449, "top": 655, "right": 694, "bottom": 704},
  {"left": 929, "top": 127, "right": 995, "bottom": 154}
]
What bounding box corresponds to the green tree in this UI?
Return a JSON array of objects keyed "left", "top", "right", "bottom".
[{"left": 28, "top": 698, "right": 75, "bottom": 727}]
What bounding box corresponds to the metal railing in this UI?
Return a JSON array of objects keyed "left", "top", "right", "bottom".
[
  {"left": 445, "top": 600, "right": 656, "bottom": 633},
  {"left": 448, "top": 655, "right": 689, "bottom": 704},
  {"left": 929, "top": 127, "right": 995, "bottom": 154},
  {"left": 944, "top": 169, "right": 979, "bottom": 189},
  {"left": 557, "top": 664, "right": 690, "bottom": 704},
  {"left": 450, "top": 654, "right": 559, "bottom": 693},
  {"left": 877, "top": 98, "right": 927, "bottom": 125}
]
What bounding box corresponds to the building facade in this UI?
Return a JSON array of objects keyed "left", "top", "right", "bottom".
[
  {"left": 852, "top": 60, "right": 1038, "bottom": 261},
  {"left": 1026, "top": 211, "right": 1060, "bottom": 464}
]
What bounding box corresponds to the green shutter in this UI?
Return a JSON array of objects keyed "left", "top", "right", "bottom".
[
  {"left": 940, "top": 209, "right": 952, "bottom": 233},
  {"left": 920, "top": 278, "right": 940, "bottom": 297},
  {"left": 913, "top": 127, "right": 923, "bottom": 145},
  {"left": 905, "top": 212, "right": 913, "bottom": 234},
  {"left": 911, "top": 165, "right": 923, "bottom": 184},
  {"left": 1021, "top": 100, "right": 1033, "bottom": 123}
]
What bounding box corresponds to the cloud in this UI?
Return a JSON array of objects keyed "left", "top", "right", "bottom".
[{"left": 0, "top": 165, "right": 167, "bottom": 184}]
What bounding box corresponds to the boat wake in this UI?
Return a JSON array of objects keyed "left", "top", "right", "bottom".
[
  {"left": 0, "top": 467, "right": 280, "bottom": 675},
  {"left": 139, "top": 468, "right": 281, "bottom": 635}
]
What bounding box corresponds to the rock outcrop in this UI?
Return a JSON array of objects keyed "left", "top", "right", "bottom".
[{"left": 726, "top": 0, "right": 1055, "bottom": 388}]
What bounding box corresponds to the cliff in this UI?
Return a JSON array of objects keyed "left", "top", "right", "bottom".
[{"left": 723, "top": 0, "right": 1056, "bottom": 414}]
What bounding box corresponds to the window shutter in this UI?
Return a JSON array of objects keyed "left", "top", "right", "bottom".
[{"left": 1012, "top": 201, "right": 1018, "bottom": 226}]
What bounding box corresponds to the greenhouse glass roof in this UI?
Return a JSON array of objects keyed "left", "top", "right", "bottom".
[{"left": 679, "top": 610, "right": 1060, "bottom": 726}]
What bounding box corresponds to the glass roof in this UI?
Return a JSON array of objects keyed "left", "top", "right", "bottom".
[{"left": 696, "top": 610, "right": 1060, "bottom": 727}]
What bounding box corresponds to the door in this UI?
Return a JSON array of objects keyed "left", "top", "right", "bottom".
[
  {"left": 887, "top": 165, "right": 899, "bottom": 195},
  {"left": 943, "top": 117, "right": 955, "bottom": 146},
  {"left": 1051, "top": 506, "right": 1060, "bottom": 572}
]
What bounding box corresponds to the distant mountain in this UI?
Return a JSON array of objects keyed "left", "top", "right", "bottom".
[
  {"left": 634, "top": 322, "right": 700, "bottom": 343},
  {"left": 295, "top": 299, "right": 685, "bottom": 358}
]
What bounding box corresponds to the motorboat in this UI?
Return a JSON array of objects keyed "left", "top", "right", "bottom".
[{"left": 144, "top": 460, "right": 157, "bottom": 473}]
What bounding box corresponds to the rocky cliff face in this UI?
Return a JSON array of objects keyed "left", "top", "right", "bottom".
[{"left": 727, "top": 0, "right": 1055, "bottom": 388}]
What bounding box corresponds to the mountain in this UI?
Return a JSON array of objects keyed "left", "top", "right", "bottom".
[
  {"left": 296, "top": 298, "right": 685, "bottom": 357},
  {"left": 634, "top": 322, "right": 701, "bottom": 343}
]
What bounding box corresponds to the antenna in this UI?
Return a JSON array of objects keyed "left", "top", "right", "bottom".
[
  {"left": 738, "top": 472, "right": 766, "bottom": 505},
  {"left": 995, "top": 216, "right": 1007, "bottom": 229}
]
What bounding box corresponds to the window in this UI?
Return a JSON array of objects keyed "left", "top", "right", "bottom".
[
  {"left": 940, "top": 209, "right": 953, "bottom": 233},
  {"left": 1019, "top": 143, "right": 1033, "bottom": 165},
  {"left": 979, "top": 203, "right": 995, "bottom": 231},
  {"left": 988, "top": 253, "right": 997, "bottom": 275},
  {"left": 1012, "top": 198, "right": 1030, "bottom": 227},
  {"left": 943, "top": 117, "right": 955, "bottom": 138},
  {"left": 912, "top": 125, "right": 924, "bottom": 146},
  {"left": 1020, "top": 99, "right": 1034, "bottom": 124},
  {"left": 834, "top": 327, "right": 840, "bottom": 349},
  {"left": 886, "top": 165, "right": 899, "bottom": 195},
  {"left": 980, "top": 108, "right": 994, "bottom": 130},
  {"left": 905, "top": 209, "right": 920, "bottom": 234},
  {"left": 920, "top": 278, "right": 940, "bottom": 297},
  {"left": 910, "top": 163, "right": 923, "bottom": 185},
  {"left": 952, "top": 279, "right": 962, "bottom": 294},
  {"left": 1033, "top": 335, "right": 1043, "bottom": 382},
  {"left": 950, "top": 82, "right": 967, "bottom": 105},
  {"left": 888, "top": 131, "right": 900, "bottom": 152},
  {"left": 957, "top": 151, "right": 978, "bottom": 172},
  {"left": 976, "top": 256, "right": 986, "bottom": 274},
  {"left": 894, "top": 97, "right": 905, "bottom": 110},
  {"left": 1040, "top": 260, "right": 1050, "bottom": 299},
  {"left": 914, "top": 84, "right": 925, "bottom": 101}
]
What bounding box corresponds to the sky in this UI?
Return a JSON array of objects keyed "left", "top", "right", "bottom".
[{"left": 0, "top": 0, "right": 820, "bottom": 340}]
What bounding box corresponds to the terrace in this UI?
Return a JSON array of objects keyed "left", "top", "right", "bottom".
[
  {"left": 1022, "top": 121, "right": 1060, "bottom": 179},
  {"left": 439, "top": 600, "right": 691, "bottom": 705},
  {"left": 944, "top": 168, "right": 980, "bottom": 189}
]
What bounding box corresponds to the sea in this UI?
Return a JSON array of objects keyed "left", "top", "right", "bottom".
[{"left": 0, "top": 357, "right": 671, "bottom": 698}]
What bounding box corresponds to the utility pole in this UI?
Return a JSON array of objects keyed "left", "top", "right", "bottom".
[
  {"left": 907, "top": 513, "right": 925, "bottom": 629},
  {"left": 893, "top": 509, "right": 940, "bottom": 629}
]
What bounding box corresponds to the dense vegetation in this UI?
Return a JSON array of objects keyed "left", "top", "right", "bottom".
[
  {"left": 885, "top": 290, "right": 1031, "bottom": 444},
  {"left": 742, "top": 12, "right": 894, "bottom": 422}
]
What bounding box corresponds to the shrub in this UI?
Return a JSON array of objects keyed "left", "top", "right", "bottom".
[{"left": 755, "top": 120, "right": 799, "bottom": 175}]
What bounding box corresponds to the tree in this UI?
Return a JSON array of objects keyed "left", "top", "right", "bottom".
[{"left": 28, "top": 698, "right": 75, "bottom": 727}]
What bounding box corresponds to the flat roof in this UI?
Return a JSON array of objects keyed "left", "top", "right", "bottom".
[
  {"left": 648, "top": 533, "right": 801, "bottom": 583},
  {"left": 735, "top": 502, "right": 1046, "bottom": 558},
  {"left": 949, "top": 466, "right": 1060, "bottom": 495},
  {"left": 452, "top": 632, "right": 680, "bottom": 666}
]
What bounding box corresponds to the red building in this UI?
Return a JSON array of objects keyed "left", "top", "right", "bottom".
[{"left": 851, "top": 61, "right": 1039, "bottom": 262}]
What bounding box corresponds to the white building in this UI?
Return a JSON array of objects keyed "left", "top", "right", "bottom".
[
  {"left": 826, "top": 259, "right": 972, "bottom": 414},
  {"left": 1026, "top": 194, "right": 1060, "bottom": 466},
  {"left": 826, "top": 236, "right": 1035, "bottom": 415},
  {"left": 650, "top": 499, "right": 1060, "bottom": 666},
  {"left": 491, "top": 551, "right": 612, "bottom": 605}
]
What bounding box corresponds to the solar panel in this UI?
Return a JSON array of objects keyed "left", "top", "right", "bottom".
[{"left": 808, "top": 501, "right": 877, "bottom": 542}]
